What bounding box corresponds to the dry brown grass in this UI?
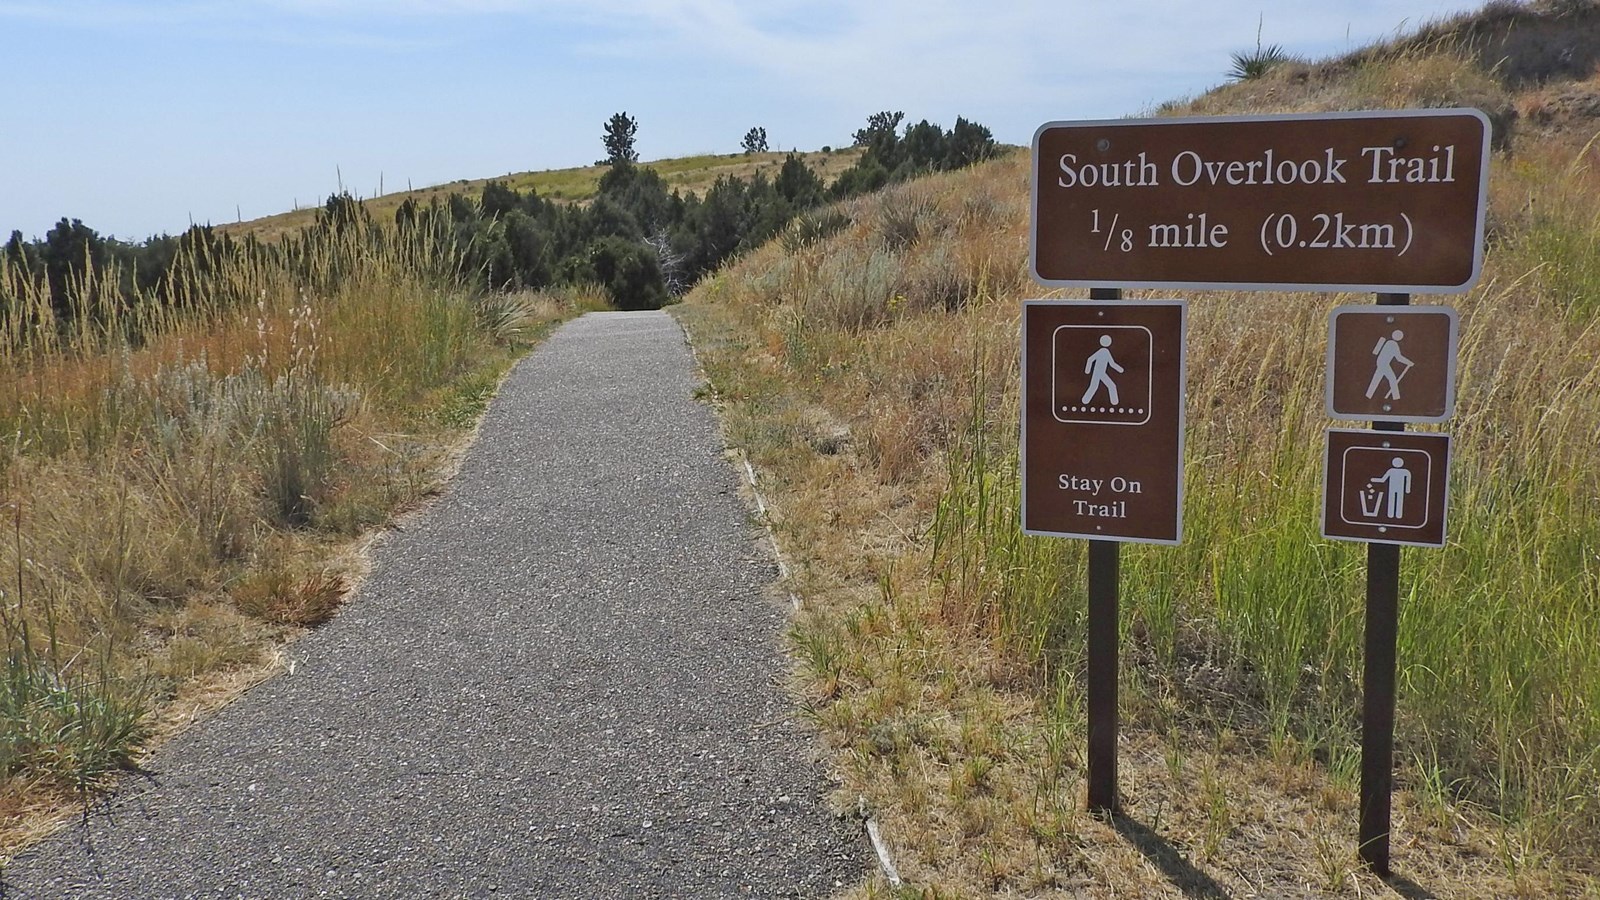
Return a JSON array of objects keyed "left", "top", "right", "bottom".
[
  {"left": 1166, "top": 41, "right": 1517, "bottom": 143},
  {"left": 679, "top": 30, "right": 1600, "bottom": 897}
]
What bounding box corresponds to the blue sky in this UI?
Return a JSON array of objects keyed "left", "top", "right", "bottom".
[{"left": 2, "top": 0, "right": 1488, "bottom": 241}]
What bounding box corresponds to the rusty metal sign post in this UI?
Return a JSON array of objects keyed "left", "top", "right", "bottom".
[{"left": 1027, "top": 108, "right": 1488, "bottom": 872}]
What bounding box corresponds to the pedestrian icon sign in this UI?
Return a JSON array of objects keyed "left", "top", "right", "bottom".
[
  {"left": 1054, "top": 324, "right": 1153, "bottom": 425},
  {"left": 1024, "top": 300, "right": 1185, "bottom": 544},
  {"left": 1327, "top": 305, "right": 1459, "bottom": 423},
  {"left": 1322, "top": 429, "right": 1451, "bottom": 547}
]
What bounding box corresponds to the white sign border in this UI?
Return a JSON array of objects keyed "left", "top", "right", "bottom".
[
  {"left": 1029, "top": 108, "right": 1492, "bottom": 295},
  {"left": 1021, "top": 298, "right": 1188, "bottom": 546}
]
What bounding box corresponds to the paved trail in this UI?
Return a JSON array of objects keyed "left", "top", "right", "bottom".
[{"left": 5, "top": 311, "right": 866, "bottom": 899}]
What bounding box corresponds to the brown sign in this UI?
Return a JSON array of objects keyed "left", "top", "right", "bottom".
[
  {"left": 1023, "top": 300, "right": 1186, "bottom": 543},
  {"left": 1322, "top": 429, "right": 1451, "bottom": 547},
  {"left": 1327, "top": 305, "right": 1459, "bottom": 422},
  {"left": 1031, "top": 109, "right": 1490, "bottom": 293}
]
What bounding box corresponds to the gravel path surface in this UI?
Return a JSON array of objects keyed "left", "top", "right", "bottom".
[{"left": 4, "top": 311, "right": 867, "bottom": 899}]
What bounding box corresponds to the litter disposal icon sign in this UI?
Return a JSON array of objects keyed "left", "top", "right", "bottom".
[
  {"left": 1342, "top": 446, "right": 1432, "bottom": 530},
  {"left": 1322, "top": 429, "right": 1451, "bottom": 547}
]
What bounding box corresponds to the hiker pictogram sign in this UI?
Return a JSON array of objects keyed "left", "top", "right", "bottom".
[
  {"left": 1327, "top": 305, "right": 1459, "bottom": 422},
  {"left": 1023, "top": 300, "right": 1186, "bottom": 544},
  {"left": 1322, "top": 429, "right": 1451, "bottom": 547}
]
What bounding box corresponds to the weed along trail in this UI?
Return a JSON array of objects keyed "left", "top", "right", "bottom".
[{"left": 4, "top": 310, "right": 866, "bottom": 898}]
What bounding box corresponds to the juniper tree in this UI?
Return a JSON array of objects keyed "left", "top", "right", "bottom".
[{"left": 601, "top": 112, "right": 640, "bottom": 165}]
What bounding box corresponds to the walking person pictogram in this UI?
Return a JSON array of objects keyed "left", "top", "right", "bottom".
[
  {"left": 1367, "top": 456, "right": 1413, "bottom": 520},
  {"left": 1365, "top": 330, "right": 1414, "bottom": 401},
  {"left": 1081, "top": 335, "right": 1124, "bottom": 406}
]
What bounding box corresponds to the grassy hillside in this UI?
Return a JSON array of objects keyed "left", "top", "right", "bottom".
[
  {"left": 218, "top": 148, "right": 864, "bottom": 243},
  {"left": 679, "top": 4, "right": 1600, "bottom": 896}
]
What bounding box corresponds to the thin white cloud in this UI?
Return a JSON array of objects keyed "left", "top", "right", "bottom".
[
  {"left": 0, "top": 0, "right": 1474, "bottom": 73},
  {"left": 520, "top": 0, "right": 1078, "bottom": 111},
  {"left": 0, "top": 1, "right": 231, "bottom": 25},
  {"left": 0, "top": 0, "right": 1064, "bottom": 108},
  {"left": 0, "top": 0, "right": 1489, "bottom": 116},
  {"left": 259, "top": 0, "right": 533, "bottom": 14},
  {"left": 3, "top": 0, "right": 1484, "bottom": 122},
  {"left": 26, "top": 0, "right": 1480, "bottom": 121},
  {"left": 0, "top": 0, "right": 445, "bottom": 49}
]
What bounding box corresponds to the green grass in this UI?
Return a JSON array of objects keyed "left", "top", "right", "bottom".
[{"left": 680, "top": 116, "right": 1600, "bottom": 891}]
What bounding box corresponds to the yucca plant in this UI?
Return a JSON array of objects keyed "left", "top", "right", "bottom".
[
  {"left": 1230, "top": 17, "right": 1290, "bottom": 81},
  {"left": 1229, "top": 43, "right": 1290, "bottom": 80}
]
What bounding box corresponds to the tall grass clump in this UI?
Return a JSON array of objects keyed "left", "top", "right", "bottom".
[
  {"left": 0, "top": 639, "right": 149, "bottom": 800},
  {"left": 928, "top": 343, "right": 1082, "bottom": 670},
  {"left": 1227, "top": 15, "right": 1291, "bottom": 82},
  {"left": 1228, "top": 44, "right": 1291, "bottom": 81},
  {"left": 0, "top": 497, "right": 150, "bottom": 796}
]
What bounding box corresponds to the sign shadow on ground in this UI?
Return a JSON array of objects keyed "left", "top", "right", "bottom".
[
  {"left": 1107, "top": 812, "right": 1230, "bottom": 899},
  {"left": 1381, "top": 872, "right": 1442, "bottom": 900}
]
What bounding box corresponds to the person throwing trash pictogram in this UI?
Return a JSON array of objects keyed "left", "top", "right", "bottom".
[
  {"left": 1368, "top": 456, "right": 1413, "bottom": 519},
  {"left": 1081, "top": 335, "right": 1124, "bottom": 406},
  {"left": 1365, "top": 329, "right": 1414, "bottom": 401}
]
